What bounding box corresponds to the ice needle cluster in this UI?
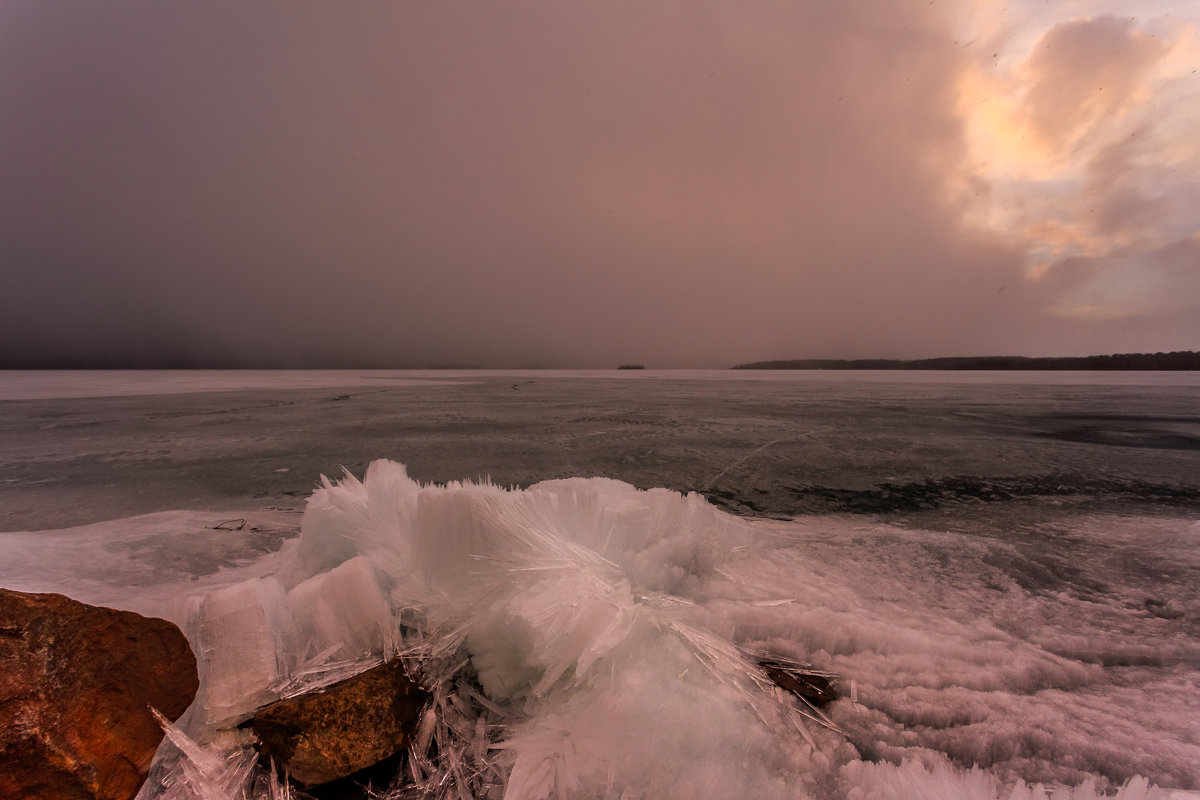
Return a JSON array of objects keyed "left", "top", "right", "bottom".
[
  {"left": 145, "top": 460, "right": 834, "bottom": 799},
  {"left": 139, "top": 460, "right": 1188, "bottom": 800}
]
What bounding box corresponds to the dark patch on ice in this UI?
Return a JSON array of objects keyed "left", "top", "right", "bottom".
[
  {"left": 1031, "top": 413, "right": 1200, "bottom": 451},
  {"left": 695, "top": 473, "right": 1200, "bottom": 518},
  {"left": 1041, "top": 413, "right": 1200, "bottom": 424},
  {"left": 1036, "top": 427, "right": 1200, "bottom": 450}
]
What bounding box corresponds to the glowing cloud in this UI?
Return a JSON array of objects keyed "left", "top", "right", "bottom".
[{"left": 956, "top": 7, "right": 1200, "bottom": 327}]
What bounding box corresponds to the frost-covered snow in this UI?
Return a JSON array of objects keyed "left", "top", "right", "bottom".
[{"left": 2, "top": 459, "right": 1197, "bottom": 799}]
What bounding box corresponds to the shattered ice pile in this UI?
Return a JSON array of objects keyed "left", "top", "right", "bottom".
[
  {"left": 122, "top": 460, "right": 1193, "bottom": 800},
  {"left": 161, "top": 460, "right": 845, "bottom": 799}
]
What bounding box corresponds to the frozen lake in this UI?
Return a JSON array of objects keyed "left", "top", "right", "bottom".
[
  {"left": 2, "top": 369, "right": 1198, "bottom": 532},
  {"left": 1, "top": 369, "right": 1198, "bottom": 798}
]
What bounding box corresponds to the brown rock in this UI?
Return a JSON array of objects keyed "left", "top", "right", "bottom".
[
  {"left": 758, "top": 658, "right": 838, "bottom": 707},
  {"left": 0, "top": 588, "right": 199, "bottom": 800},
  {"left": 251, "top": 658, "right": 428, "bottom": 790}
]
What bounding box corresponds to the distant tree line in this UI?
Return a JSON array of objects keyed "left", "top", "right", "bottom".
[{"left": 731, "top": 351, "right": 1200, "bottom": 371}]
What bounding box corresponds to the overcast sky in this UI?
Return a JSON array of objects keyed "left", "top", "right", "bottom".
[{"left": 2, "top": 1, "right": 1197, "bottom": 368}]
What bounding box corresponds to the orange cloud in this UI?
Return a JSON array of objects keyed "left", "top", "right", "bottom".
[{"left": 954, "top": 9, "right": 1198, "bottom": 331}]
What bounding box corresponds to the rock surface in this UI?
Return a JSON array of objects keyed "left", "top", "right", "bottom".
[
  {"left": 0, "top": 588, "right": 198, "bottom": 800},
  {"left": 251, "top": 658, "right": 428, "bottom": 790},
  {"left": 758, "top": 658, "right": 838, "bottom": 707}
]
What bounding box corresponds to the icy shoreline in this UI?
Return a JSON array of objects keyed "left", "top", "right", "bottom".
[{"left": 3, "top": 460, "right": 1199, "bottom": 798}]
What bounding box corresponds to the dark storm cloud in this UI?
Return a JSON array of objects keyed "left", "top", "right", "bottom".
[{"left": 0, "top": 1, "right": 1166, "bottom": 368}]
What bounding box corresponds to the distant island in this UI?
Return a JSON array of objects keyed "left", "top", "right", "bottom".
[
  {"left": 617, "top": 364, "right": 646, "bottom": 370},
  {"left": 732, "top": 351, "right": 1200, "bottom": 371}
]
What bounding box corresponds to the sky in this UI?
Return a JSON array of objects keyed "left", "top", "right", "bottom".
[{"left": 1, "top": 1, "right": 1197, "bottom": 368}]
